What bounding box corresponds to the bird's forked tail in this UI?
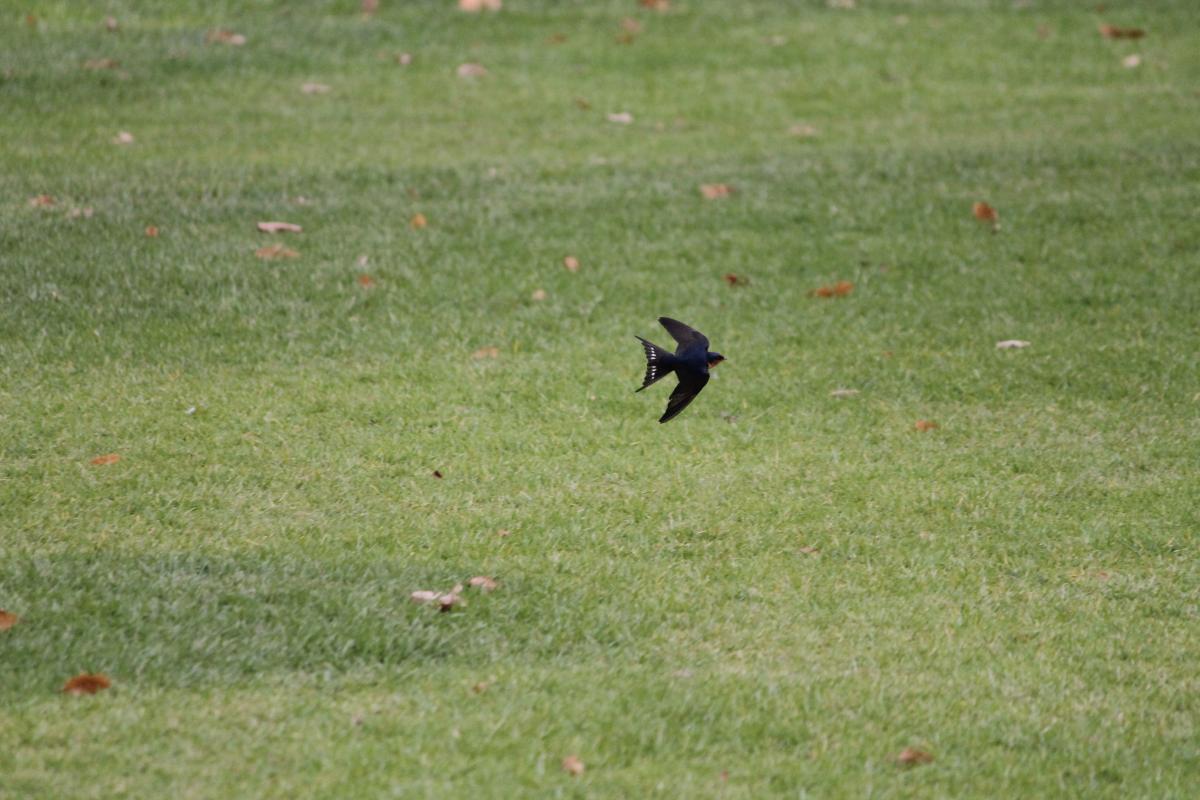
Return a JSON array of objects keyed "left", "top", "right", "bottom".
[{"left": 635, "top": 336, "right": 678, "bottom": 392}]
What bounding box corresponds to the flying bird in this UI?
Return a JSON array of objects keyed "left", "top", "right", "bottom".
[{"left": 635, "top": 317, "right": 725, "bottom": 423}]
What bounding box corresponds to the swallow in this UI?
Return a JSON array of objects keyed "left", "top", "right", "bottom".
[{"left": 635, "top": 317, "right": 725, "bottom": 423}]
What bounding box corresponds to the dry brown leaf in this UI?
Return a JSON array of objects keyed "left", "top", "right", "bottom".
[
  {"left": 562, "top": 755, "right": 585, "bottom": 777},
  {"left": 896, "top": 747, "right": 934, "bottom": 766},
  {"left": 700, "top": 183, "right": 733, "bottom": 199},
  {"left": 1122, "top": 54, "right": 1141, "bottom": 68},
  {"left": 112, "top": 131, "right": 135, "bottom": 145},
  {"left": 396, "top": 52, "right": 413, "bottom": 66},
  {"left": 67, "top": 207, "right": 94, "bottom": 219},
  {"left": 467, "top": 576, "right": 499, "bottom": 592},
  {"left": 1098, "top": 24, "right": 1145, "bottom": 40},
  {"left": 914, "top": 420, "right": 938, "bottom": 432},
  {"left": 471, "top": 680, "right": 491, "bottom": 693},
  {"left": 830, "top": 388, "right": 859, "bottom": 398},
  {"left": 410, "top": 213, "right": 428, "bottom": 229},
  {"left": 256, "top": 221, "right": 302, "bottom": 234},
  {"left": 457, "top": 62, "right": 488, "bottom": 78},
  {"left": 620, "top": 17, "right": 643, "bottom": 33},
  {"left": 206, "top": 29, "right": 247, "bottom": 46},
  {"left": 798, "top": 545, "right": 820, "bottom": 555},
  {"left": 84, "top": 58, "right": 119, "bottom": 70},
  {"left": 722, "top": 273, "right": 748, "bottom": 286},
  {"left": 496, "top": 528, "right": 512, "bottom": 538},
  {"left": 29, "top": 195, "right": 56, "bottom": 208},
  {"left": 809, "top": 280, "right": 854, "bottom": 298},
  {"left": 995, "top": 339, "right": 1031, "bottom": 350},
  {"left": 62, "top": 673, "right": 112, "bottom": 695},
  {"left": 357, "top": 274, "right": 376, "bottom": 288},
  {"left": 472, "top": 346, "right": 500, "bottom": 359},
  {"left": 90, "top": 453, "right": 121, "bottom": 466},
  {"left": 531, "top": 288, "right": 548, "bottom": 301},
  {"left": 411, "top": 590, "right": 440, "bottom": 605},
  {"left": 972, "top": 201, "right": 998, "bottom": 223},
  {"left": 563, "top": 255, "right": 580, "bottom": 272},
  {"left": 255, "top": 244, "right": 299, "bottom": 260},
  {"left": 547, "top": 33, "right": 567, "bottom": 44},
  {"left": 301, "top": 82, "right": 331, "bottom": 95},
  {"left": 606, "top": 111, "right": 633, "bottom": 124},
  {"left": 0, "top": 610, "right": 18, "bottom": 631},
  {"left": 639, "top": 0, "right": 671, "bottom": 10},
  {"left": 361, "top": 0, "right": 379, "bottom": 17},
  {"left": 459, "top": 0, "right": 502, "bottom": 10},
  {"left": 145, "top": 225, "right": 159, "bottom": 237},
  {"left": 104, "top": 16, "right": 119, "bottom": 32}
]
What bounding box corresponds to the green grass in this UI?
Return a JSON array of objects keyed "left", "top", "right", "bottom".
[{"left": 2, "top": 0, "right": 1199, "bottom": 796}]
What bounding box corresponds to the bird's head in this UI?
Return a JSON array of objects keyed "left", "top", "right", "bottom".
[{"left": 707, "top": 352, "right": 726, "bottom": 368}]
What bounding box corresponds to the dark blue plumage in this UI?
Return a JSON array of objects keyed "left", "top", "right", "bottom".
[{"left": 634, "top": 317, "right": 724, "bottom": 423}]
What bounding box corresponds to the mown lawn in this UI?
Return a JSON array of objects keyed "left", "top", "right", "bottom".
[{"left": 1, "top": 1, "right": 1198, "bottom": 797}]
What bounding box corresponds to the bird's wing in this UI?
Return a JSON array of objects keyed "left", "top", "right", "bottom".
[
  {"left": 658, "top": 317, "right": 709, "bottom": 353},
  {"left": 659, "top": 370, "right": 710, "bottom": 423}
]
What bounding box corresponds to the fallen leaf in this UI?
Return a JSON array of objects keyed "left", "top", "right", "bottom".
[
  {"left": 457, "top": 62, "right": 488, "bottom": 78},
  {"left": 256, "top": 221, "right": 302, "bottom": 234},
  {"left": 459, "top": 0, "right": 503, "bottom": 10},
  {"left": 467, "top": 576, "right": 499, "bottom": 592},
  {"left": 472, "top": 346, "right": 500, "bottom": 359},
  {"left": 700, "top": 183, "right": 733, "bottom": 199},
  {"left": 639, "top": 0, "right": 671, "bottom": 10},
  {"left": 433, "top": 470, "right": 443, "bottom": 478},
  {"left": 62, "top": 673, "right": 112, "bottom": 695},
  {"left": 104, "top": 16, "right": 119, "bottom": 32},
  {"left": 83, "top": 58, "right": 119, "bottom": 70},
  {"left": 301, "top": 82, "right": 331, "bottom": 95},
  {"left": 995, "top": 339, "right": 1031, "bottom": 350},
  {"left": 809, "top": 280, "right": 854, "bottom": 298},
  {"left": 0, "top": 610, "right": 18, "bottom": 631},
  {"left": 830, "top": 388, "right": 859, "bottom": 398},
  {"left": 547, "top": 32, "right": 567, "bottom": 44},
  {"left": 563, "top": 255, "right": 580, "bottom": 272},
  {"left": 972, "top": 201, "right": 998, "bottom": 223},
  {"left": 112, "top": 131, "right": 135, "bottom": 145},
  {"left": 361, "top": 0, "right": 379, "bottom": 17},
  {"left": 356, "top": 274, "right": 376, "bottom": 288},
  {"left": 1122, "top": 54, "right": 1141, "bottom": 68},
  {"left": 788, "top": 123, "right": 819, "bottom": 137},
  {"left": 471, "top": 680, "right": 491, "bottom": 693},
  {"left": 606, "top": 111, "right": 633, "bottom": 124},
  {"left": 255, "top": 244, "right": 299, "bottom": 260},
  {"left": 410, "top": 590, "right": 440, "bottom": 605},
  {"left": 410, "top": 213, "right": 427, "bottom": 229},
  {"left": 145, "top": 225, "right": 159, "bottom": 237},
  {"left": 29, "top": 195, "right": 56, "bottom": 208},
  {"left": 562, "top": 755, "right": 585, "bottom": 777},
  {"left": 620, "top": 17, "right": 643, "bottom": 34},
  {"left": 67, "top": 207, "right": 94, "bottom": 219},
  {"left": 799, "top": 546, "right": 820, "bottom": 555},
  {"left": 26, "top": 14, "right": 38, "bottom": 27},
  {"left": 722, "top": 273, "right": 748, "bottom": 286},
  {"left": 531, "top": 288, "right": 548, "bottom": 301},
  {"left": 914, "top": 420, "right": 938, "bottom": 432},
  {"left": 496, "top": 529, "right": 512, "bottom": 537},
  {"left": 574, "top": 97, "right": 592, "bottom": 110},
  {"left": 896, "top": 747, "right": 934, "bottom": 766},
  {"left": 1098, "top": 24, "right": 1145, "bottom": 40},
  {"left": 396, "top": 52, "right": 413, "bottom": 66},
  {"left": 438, "top": 592, "right": 464, "bottom": 612},
  {"left": 90, "top": 453, "right": 121, "bottom": 466},
  {"left": 206, "top": 29, "right": 247, "bottom": 46}
]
